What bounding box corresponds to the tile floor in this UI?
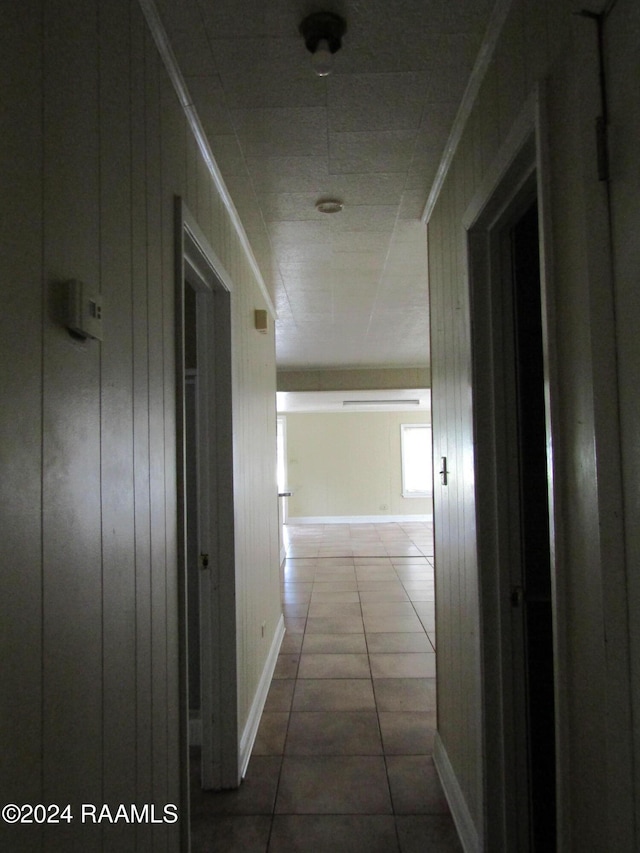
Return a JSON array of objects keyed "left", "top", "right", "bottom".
[{"left": 190, "top": 522, "right": 462, "bottom": 852}]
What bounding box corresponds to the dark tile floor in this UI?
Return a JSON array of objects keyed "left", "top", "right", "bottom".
[{"left": 190, "top": 522, "right": 462, "bottom": 852}]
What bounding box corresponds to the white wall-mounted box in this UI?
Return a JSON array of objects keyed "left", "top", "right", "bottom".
[{"left": 65, "top": 279, "right": 103, "bottom": 341}]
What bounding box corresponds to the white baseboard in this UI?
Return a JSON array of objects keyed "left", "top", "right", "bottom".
[
  {"left": 287, "top": 514, "right": 433, "bottom": 525},
  {"left": 238, "top": 614, "right": 285, "bottom": 779},
  {"left": 433, "top": 733, "right": 481, "bottom": 853},
  {"left": 280, "top": 544, "right": 287, "bottom": 566}
]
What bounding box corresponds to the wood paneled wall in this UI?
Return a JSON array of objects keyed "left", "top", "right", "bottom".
[
  {"left": 428, "top": 0, "right": 636, "bottom": 847},
  {"left": 607, "top": 1, "right": 640, "bottom": 843},
  {"left": 0, "top": 1, "right": 280, "bottom": 849}
]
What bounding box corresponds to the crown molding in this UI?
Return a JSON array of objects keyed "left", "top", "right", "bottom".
[
  {"left": 138, "top": 0, "right": 277, "bottom": 318},
  {"left": 422, "top": 0, "right": 513, "bottom": 224}
]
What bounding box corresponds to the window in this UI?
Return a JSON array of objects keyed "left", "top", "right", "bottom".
[
  {"left": 276, "top": 416, "right": 287, "bottom": 493},
  {"left": 401, "top": 424, "right": 432, "bottom": 498}
]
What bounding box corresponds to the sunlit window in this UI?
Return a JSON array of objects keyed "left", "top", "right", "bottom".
[
  {"left": 401, "top": 424, "right": 432, "bottom": 498},
  {"left": 276, "top": 416, "right": 287, "bottom": 492}
]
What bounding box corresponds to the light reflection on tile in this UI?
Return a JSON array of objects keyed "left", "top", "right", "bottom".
[{"left": 192, "top": 522, "right": 460, "bottom": 849}]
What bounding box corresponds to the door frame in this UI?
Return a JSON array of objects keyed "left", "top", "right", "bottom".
[
  {"left": 463, "top": 89, "right": 564, "bottom": 850},
  {"left": 602, "top": 2, "right": 640, "bottom": 842},
  {"left": 175, "top": 198, "right": 238, "bottom": 819},
  {"left": 276, "top": 414, "right": 288, "bottom": 565}
]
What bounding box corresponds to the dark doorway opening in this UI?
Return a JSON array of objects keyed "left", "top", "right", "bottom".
[
  {"left": 469, "top": 148, "right": 559, "bottom": 851},
  {"left": 508, "top": 198, "right": 556, "bottom": 851},
  {"left": 184, "top": 280, "right": 201, "bottom": 728}
]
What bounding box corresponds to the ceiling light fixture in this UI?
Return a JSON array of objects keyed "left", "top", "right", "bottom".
[
  {"left": 343, "top": 399, "right": 421, "bottom": 407},
  {"left": 315, "top": 198, "right": 344, "bottom": 214},
  {"left": 299, "top": 11, "right": 347, "bottom": 77}
]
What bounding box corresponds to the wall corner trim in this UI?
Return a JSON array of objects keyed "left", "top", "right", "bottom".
[
  {"left": 238, "top": 614, "right": 285, "bottom": 779},
  {"left": 137, "top": 0, "right": 277, "bottom": 320},
  {"left": 422, "top": 0, "right": 513, "bottom": 224},
  {"left": 434, "top": 733, "right": 482, "bottom": 853}
]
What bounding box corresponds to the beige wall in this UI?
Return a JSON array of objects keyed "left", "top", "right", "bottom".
[
  {"left": 0, "top": 1, "right": 280, "bottom": 849},
  {"left": 428, "top": 0, "right": 637, "bottom": 848},
  {"left": 285, "top": 411, "right": 431, "bottom": 519},
  {"left": 278, "top": 367, "right": 430, "bottom": 391}
]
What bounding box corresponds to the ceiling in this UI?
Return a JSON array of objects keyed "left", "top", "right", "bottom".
[{"left": 155, "top": 0, "right": 494, "bottom": 371}]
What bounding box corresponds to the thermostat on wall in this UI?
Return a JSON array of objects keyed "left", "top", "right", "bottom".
[
  {"left": 254, "top": 309, "right": 269, "bottom": 334},
  {"left": 65, "top": 279, "right": 103, "bottom": 341}
]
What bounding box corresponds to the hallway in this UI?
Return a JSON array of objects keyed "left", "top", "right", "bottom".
[{"left": 190, "top": 522, "right": 461, "bottom": 852}]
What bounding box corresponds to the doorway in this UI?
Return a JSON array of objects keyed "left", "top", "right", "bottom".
[
  {"left": 175, "top": 199, "right": 238, "bottom": 839},
  {"left": 467, "top": 125, "right": 558, "bottom": 851},
  {"left": 276, "top": 415, "right": 288, "bottom": 560},
  {"left": 504, "top": 197, "right": 556, "bottom": 850}
]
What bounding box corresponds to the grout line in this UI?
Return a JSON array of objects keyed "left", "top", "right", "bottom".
[{"left": 192, "top": 522, "right": 438, "bottom": 847}]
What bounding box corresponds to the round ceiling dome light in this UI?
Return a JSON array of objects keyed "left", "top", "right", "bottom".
[
  {"left": 299, "top": 12, "right": 347, "bottom": 77},
  {"left": 315, "top": 198, "right": 344, "bottom": 214}
]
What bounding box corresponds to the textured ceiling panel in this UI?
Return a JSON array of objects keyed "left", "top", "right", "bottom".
[
  {"left": 328, "top": 129, "right": 417, "bottom": 174},
  {"left": 208, "top": 135, "right": 249, "bottom": 176},
  {"left": 155, "top": 0, "right": 494, "bottom": 370},
  {"left": 209, "top": 37, "right": 324, "bottom": 108},
  {"left": 231, "top": 107, "right": 328, "bottom": 157},
  {"left": 327, "top": 73, "right": 426, "bottom": 132}
]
